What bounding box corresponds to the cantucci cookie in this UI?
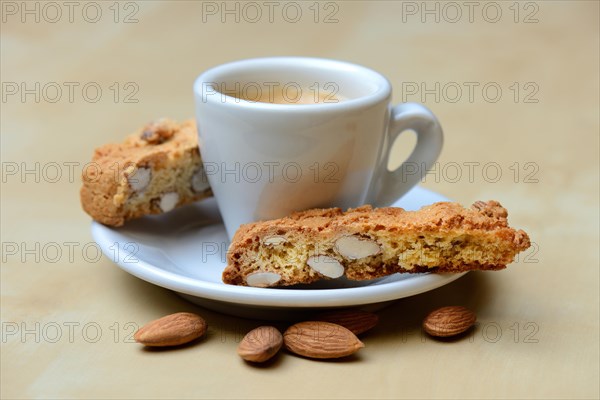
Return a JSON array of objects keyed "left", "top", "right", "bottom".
[
  {"left": 223, "top": 201, "right": 531, "bottom": 287},
  {"left": 80, "top": 118, "right": 211, "bottom": 226}
]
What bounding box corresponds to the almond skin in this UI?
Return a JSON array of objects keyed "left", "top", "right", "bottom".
[
  {"left": 315, "top": 309, "right": 379, "bottom": 335},
  {"left": 237, "top": 326, "right": 283, "bottom": 363},
  {"left": 134, "top": 312, "right": 207, "bottom": 347},
  {"left": 423, "top": 306, "right": 476, "bottom": 337},
  {"left": 283, "top": 321, "right": 364, "bottom": 359}
]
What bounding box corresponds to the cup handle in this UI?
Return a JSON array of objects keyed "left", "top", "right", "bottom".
[{"left": 367, "top": 103, "right": 443, "bottom": 207}]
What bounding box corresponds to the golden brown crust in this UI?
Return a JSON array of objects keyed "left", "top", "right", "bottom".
[
  {"left": 80, "top": 118, "right": 212, "bottom": 226},
  {"left": 224, "top": 201, "right": 531, "bottom": 287}
]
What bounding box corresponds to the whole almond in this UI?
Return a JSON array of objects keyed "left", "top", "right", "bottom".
[
  {"left": 315, "top": 309, "right": 379, "bottom": 335},
  {"left": 134, "top": 312, "right": 207, "bottom": 347},
  {"left": 423, "top": 306, "right": 476, "bottom": 337},
  {"left": 237, "top": 326, "right": 283, "bottom": 363},
  {"left": 283, "top": 321, "right": 364, "bottom": 359}
]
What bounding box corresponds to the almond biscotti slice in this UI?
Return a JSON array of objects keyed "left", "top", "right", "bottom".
[
  {"left": 223, "top": 201, "right": 531, "bottom": 287},
  {"left": 80, "top": 118, "right": 212, "bottom": 226}
]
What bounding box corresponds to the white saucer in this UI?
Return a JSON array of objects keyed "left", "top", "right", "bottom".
[{"left": 92, "top": 186, "right": 467, "bottom": 319}]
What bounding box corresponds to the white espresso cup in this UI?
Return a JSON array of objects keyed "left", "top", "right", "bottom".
[{"left": 194, "top": 57, "right": 443, "bottom": 239}]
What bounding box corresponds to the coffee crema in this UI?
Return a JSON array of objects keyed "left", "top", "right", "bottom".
[{"left": 223, "top": 85, "right": 344, "bottom": 105}]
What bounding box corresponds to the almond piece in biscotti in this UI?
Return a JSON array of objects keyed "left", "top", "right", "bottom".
[
  {"left": 158, "top": 192, "right": 179, "bottom": 212},
  {"left": 306, "top": 255, "right": 344, "bottom": 278},
  {"left": 263, "top": 236, "right": 287, "bottom": 246},
  {"left": 246, "top": 272, "right": 282, "bottom": 287},
  {"left": 140, "top": 118, "right": 177, "bottom": 144},
  {"left": 334, "top": 235, "right": 381, "bottom": 260},
  {"left": 127, "top": 166, "right": 152, "bottom": 193},
  {"left": 191, "top": 167, "right": 210, "bottom": 193}
]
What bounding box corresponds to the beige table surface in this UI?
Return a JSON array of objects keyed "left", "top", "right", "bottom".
[{"left": 1, "top": 1, "right": 599, "bottom": 399}]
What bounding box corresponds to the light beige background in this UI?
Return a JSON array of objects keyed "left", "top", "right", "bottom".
[{"left": 1, "top": 1, "right": 598, "bottom": 399}]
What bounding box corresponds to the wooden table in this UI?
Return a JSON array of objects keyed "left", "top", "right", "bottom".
[{"left": 2, "top": 1, "right": 598, "bottom": 398}]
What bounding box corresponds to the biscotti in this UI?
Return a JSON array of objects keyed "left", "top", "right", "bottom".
[
  {"left": 81, "top": 118, "right": 212, "bottom": 226},
  {"left": 223, "top": 201, "right": 531, "bottom": 287}
]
